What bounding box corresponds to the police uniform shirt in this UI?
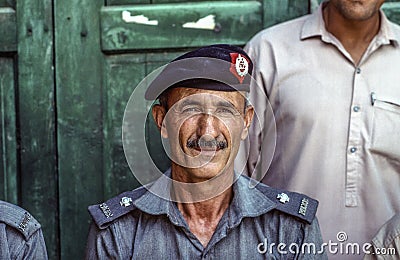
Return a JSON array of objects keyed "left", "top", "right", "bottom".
[
  {"left": 85, "top": 170, "right": 327, "bottom": 259},
  {"left": 0, "top": 200, "right": 48, "bottom": 260}
]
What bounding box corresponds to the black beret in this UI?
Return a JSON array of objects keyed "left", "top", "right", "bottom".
[{"left": 144, "top": 44, "right": 253, "bottom": 100}]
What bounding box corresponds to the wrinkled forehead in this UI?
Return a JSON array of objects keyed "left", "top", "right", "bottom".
[{"left": 167, "top": 87, "right": 246, "bottom": 108}]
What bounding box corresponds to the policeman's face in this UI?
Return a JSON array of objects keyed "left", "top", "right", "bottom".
[
  {"left": 152, "top": 88, "right": 253, "bottom": 181},
  {"left": 329, "top": 0, "right": 385, "bottom": 21}
]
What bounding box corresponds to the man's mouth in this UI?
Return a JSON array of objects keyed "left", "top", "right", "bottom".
[{"left": 186, "top": 139, "right": 228, "bottom": 152}]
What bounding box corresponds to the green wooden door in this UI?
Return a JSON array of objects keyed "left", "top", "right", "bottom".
[{"left": 2, "top": 0, "right": 400, "bottom": 259}]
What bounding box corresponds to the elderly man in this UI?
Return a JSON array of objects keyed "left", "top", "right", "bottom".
[
  {"left": 241, "top": 0, "right": 400, "bottom": 259},
  {"left": 0, "top": 200, "right": 48, "bottom": 259},
  {"left": 85, "top": 45, "right": 326, "bottom": 259}
]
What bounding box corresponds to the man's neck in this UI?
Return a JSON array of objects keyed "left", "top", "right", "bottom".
[
  {"left": 171, "top": 164, "right": 234, "bottom": 247},
  {"left": 323, "top": 2, "right": 381, "bottom": 65},
  {"left": 177, "top": 189, "right": 232, "bottom": 219},
  {"left": 177, "top": 186, "right": 232, "bottom": 244}
]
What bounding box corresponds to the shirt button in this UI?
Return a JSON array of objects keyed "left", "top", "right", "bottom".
[
  {"left": 350, "top": 147, "right": 357, "bottom": 153},
  {"left": 353, "top": 106, "right": 360, "bottom": 112},
  {"left": 356, "top": 68, "right": 361, "bottom": 74}
]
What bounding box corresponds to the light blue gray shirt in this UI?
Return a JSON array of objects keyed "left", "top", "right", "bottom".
[
  {"left": 0, "top": 200, "right": 48, "bottom": 260},
  {"left": 86, "top": 171, "right": 327, "bottom": 259}
]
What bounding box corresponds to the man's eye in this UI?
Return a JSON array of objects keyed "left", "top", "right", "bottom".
[{"left": 216, "top": 108, "right": 236, "bottom": 115}]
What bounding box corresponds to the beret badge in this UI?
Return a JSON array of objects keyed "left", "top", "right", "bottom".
[{"left": 230, "top": 53, "right": 249, "bottom": 84}]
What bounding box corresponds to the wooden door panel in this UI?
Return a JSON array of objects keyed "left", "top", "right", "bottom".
[
  {"left": 16, "top": 0, "right": 58, "bottom": 259},
  {"left": 100, "top": 1, "right": 262, "bottom": 51},
  {"left": 0, "top": 0, "right": 16, "bottom": 204},
  {"left": 383, "top": 2, "right": 400, "bottom": 23},
  {"left": 103, "top": 54, "right": 147, "bottom": 198},
  {"left": 0, "top": 58, "right": 17, "bottom": 204},
  {"left": 0, "top": 0, "right": 14, "bottom": 8},
  {"left": 263, "top": 0, "right": 309, "bottom": 27},
  {"left": 107, "top": 0, "right": 150, "bottom": 5},
  {"left": 54, "top": 0, "right": 104, "bottom": 258},
  {"left": 0, "top": 7, "right": 16, "bottom": 52}
]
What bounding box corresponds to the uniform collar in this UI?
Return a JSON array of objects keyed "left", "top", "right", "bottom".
[
  {"left": 378, "top": 8, "right": 400, "bottom": 46},
  {"left": 133, "top": 169, "right": 277, "bottom": 228},
  {"left": 226, "top": 175, "right": 276, "bottom": 228},
  {"left": 301, "top": 1, "right": 399, "bottom": 46},
  {"left": 300, "top": 2, "right": 327, "bottom": 41},
  {"left": 0, "top": 200, "right": 41, "bottom": 240}
]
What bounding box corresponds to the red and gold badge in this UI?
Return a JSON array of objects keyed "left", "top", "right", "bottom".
[{"left": 229, "top": 53, "right": 249, "bottom": 84}]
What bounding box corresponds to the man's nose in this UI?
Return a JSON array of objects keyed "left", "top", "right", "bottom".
[{"left": 197, "top": 113, "right": 220, "bottom": 137}]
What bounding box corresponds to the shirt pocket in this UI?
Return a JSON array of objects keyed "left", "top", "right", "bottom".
[{"left": 370, "top": 93, "right": 400, "bottom": 160}]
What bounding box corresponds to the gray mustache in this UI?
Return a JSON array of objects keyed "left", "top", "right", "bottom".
[{"left": 186, "top": 139, "right": 228, "bottom": 150}]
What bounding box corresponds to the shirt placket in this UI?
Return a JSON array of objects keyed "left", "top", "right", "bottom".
[
  {"left": 345, "top": 66, "right": 364, "bottom": 207},
  {"left": 320, "top": 33, "right": 364, "bottom": 207},
  {"left": 345, "top": 37, "right": 385, "bottom": 207}
]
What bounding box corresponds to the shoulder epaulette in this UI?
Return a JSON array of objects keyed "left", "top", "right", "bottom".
[
  {"left": 88, "top": 186, "right": 148, "bottom": 229},
  {"left": 254, "top": 182, "right": 319, "bottom": 224},
  {"left": 0, "top": 201, "right": 41, "bottom": 240}
]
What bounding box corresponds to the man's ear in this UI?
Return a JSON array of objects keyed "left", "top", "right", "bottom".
[
  {"left": 152, "top": 104, "right": 168, "bottom": 138},
  {"left": 241, "top": 105, "right": 254, "bottom": 140}
]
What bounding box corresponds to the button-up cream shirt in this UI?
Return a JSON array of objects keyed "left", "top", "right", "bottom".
[{"left": 238, "top": 2, "right": 400, "bottom": 259}]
